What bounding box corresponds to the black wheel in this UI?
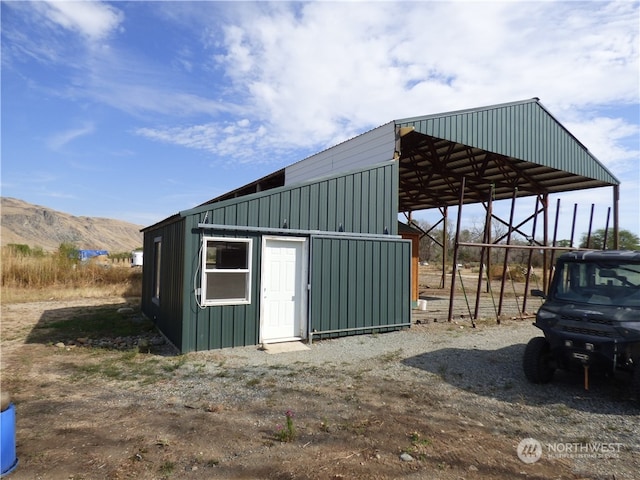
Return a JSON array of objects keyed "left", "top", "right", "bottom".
[{"left": 523, "top": 337, "right": 555, "bottom": 384}]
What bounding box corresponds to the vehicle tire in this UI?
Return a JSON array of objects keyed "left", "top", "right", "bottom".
[{"left": 523, "top": 337, "right": 555, "bottom": 384}]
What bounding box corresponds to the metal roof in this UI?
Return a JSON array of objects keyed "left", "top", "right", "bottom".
[
  {"left": 396, "top": 98, "right": 619, "bottom": 211},
  {"left": 146, "top": 98, "right": 620, "bottom": 230}
]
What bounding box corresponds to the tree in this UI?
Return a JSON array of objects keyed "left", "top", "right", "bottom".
[{"left": 579, "top": 229, "right": 639, "bottom": 250}]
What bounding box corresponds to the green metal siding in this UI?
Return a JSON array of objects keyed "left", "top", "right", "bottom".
[
  {"left": 141, "top": 218, "right": 185, "bottom": 350},
  {"left": 143, "top": 161, "right": 408, "bottom": 352},
  {"left": 182, "top": 161, "right": 399, "bottom": 236},
  {"left": 397, "top": 98, "right": 619, "bottom": 185},
  {"left": 182, "top": 213, "right": 261, "bottom": 352},
  {"left": 309, "top": 235, "right": 411, "bottom": 339}
]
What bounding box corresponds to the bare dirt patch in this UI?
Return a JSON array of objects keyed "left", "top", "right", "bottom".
[{"left": 1, "top": 294, "right": 637, "bottom": 480}]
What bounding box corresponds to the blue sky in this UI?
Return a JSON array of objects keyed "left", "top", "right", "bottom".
[{"left": 2, "top": 1, "right": 639, "bottom": 242}]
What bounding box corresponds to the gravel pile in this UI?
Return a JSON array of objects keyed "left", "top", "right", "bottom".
[{"left": 176, "top": 315, "right": 639, "bottom": 479}]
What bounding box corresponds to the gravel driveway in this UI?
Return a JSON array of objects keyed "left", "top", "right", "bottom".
[{"left": 187, "top": 309, "right": 639, "bottom": 479}]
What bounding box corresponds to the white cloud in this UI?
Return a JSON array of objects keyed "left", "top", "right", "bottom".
[
  {"left": 38, "top": 0, "right": 124, "bottom": 42},
  {"left": 564, "top": 116, "right": 640, "bottom": 175},
  {"left": 148, "top": 1, "right": 638, "bottom": 163},
  {"left": 47, "top": 123, "right": 95, "bottom": 150},
  {"left": 136, "top": 118, "right": 301, "bottom": 164}
]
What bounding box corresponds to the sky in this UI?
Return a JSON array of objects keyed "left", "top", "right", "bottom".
[{"left": 2, "top": 0, "right": 639, "bottom": 243}]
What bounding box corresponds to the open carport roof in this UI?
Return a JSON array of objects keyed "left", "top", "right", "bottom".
[
  {"left": 192, "top": 98, "right": 620, "bottom": 216},
  {"left": 395, "top": 98, "right": 619, "bottom": 212}
]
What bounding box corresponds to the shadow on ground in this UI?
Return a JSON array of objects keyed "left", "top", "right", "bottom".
[
  {"left": 402, "top": 344, "right": 638, "bottom": 414},
  {"left": 25, "top": 301, "right": 177, "bottom": 356}
]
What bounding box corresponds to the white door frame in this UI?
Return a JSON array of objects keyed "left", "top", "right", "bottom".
[{"left": 260, "top": 236, "right": 308, "bottom": 343}]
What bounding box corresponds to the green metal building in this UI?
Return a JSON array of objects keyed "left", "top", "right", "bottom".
[
  {"left": 142, "top": 98, "right": 620, "bottom": 352},
  {"left": 141, "top": 161, "right": 411, "bottom": 352}
]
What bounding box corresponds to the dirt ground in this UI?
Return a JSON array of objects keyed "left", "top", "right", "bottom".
[
  {"left": 1, "top": 267, "right": 635, "bottom": 479},
  {"left": 2, "top": 292, "right": 629, "bottom": 480}
]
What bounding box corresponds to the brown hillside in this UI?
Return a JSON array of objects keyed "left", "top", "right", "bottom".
[{"left": 1, "top": 197, "right": 143, "bottom": 253}]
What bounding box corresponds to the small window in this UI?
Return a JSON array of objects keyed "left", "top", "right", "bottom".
[
  {"left": 202, "top": 237, "right": 252, "bottom": 305},
  {"left": 152, "top": 237, "right": 162, "bottom": 305}
]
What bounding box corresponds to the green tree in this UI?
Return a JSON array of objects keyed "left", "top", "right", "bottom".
[
  {"left": 579, "top": 229, "right": 639, "bottom": 250},
  {"left": 56, "top": 242, "right": 80, "bottom": 266}
]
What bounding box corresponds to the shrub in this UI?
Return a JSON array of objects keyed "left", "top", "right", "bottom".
[{"left": 1, "top": 245, "right": 142, "bottom": 296}]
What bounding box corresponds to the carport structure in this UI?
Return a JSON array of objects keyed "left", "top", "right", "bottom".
[
  {"left": 394, "top": 98, "right": 620, "bottom": 322},
  {"left": 203, "top": 98, "right": 621, "bottom": 323}
]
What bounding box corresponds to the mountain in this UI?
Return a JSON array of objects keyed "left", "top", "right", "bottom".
[{"left": 1, "top": 197, "right": 144, "bottom": 253}]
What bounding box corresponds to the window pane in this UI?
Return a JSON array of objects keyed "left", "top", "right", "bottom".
[
  {"left": 153, "top": 240, "right": 161, "bottom": 300},
  {"left": 206, "top": 241, "right": 248, "bottom": 269},
  {"left": 205, "top": 272, "right": 248, "bottom": 301}
]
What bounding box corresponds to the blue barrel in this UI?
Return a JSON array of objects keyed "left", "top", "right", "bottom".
[{"left": 1, "top": 403, "right": 18, "bottom": 477}]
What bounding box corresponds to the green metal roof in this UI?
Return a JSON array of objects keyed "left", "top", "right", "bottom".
[
  {"left": 395, "top": 98, "right": 620, "bottom": 211},
  {"left": 145, "top": 98, "right": 621, "bottom": 229}
]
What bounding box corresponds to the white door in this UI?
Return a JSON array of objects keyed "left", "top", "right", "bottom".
[{"left": 261, "top": 237, "right": 307, "bottom": 343}]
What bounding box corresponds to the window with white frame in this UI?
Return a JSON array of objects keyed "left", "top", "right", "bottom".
[{"left": 201, "top": 237, "right": 252, "bottom": 305}]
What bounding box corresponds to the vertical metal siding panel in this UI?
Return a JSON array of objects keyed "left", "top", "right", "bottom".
[
  {"left": 393, "top": 243, "right": 402, "bottom": 321},
  {"left": 183, "top": 217, "right": 201, "bottom": 352},
  {"left": 352, "top": 172, "right": 362, "bottom": 233},
  {"left": 298, "top": 186, "right": 311, "bottom": 229},
  {"left": 393, "top": 242, "right": 402, "bottom": 323},
  {"left": 290, "top": 188, "right": 301, "bottom": 229},
  {"left": 211, "top": 207, "right": 224, "bottom": 224},
  {"left": 234, "top": 308, "right": 245, "bottom": 347},
  {"left": 354, "top": 240, "right": 365, "bottom": 330},
  {"left": 346, "top": 239, "right": 357, "bottom": 329},
  {"left": 280, "top": 190, "right": 291, "bottom": 229},
  {"left": 310, "top": 238, "right": 320, "bottom": 334},
  {"left": 402, "top": 242, "right": 411, "bottom": 321},
  {"left": 371, "top": 242, "right": 381, "bottom": 327},
  {"left": 225, "top": 204, "right": 237, "bottom": 225},
  {"left": 248, "top": 199, "right": 259, "bottom": 226},
  {"left": 390, "top": 162, "right": 399, "bottom": 234},
  {"left": 319, "top": 181, "right": 329, "bottom": 231},
  {"left": 363, "top": 241, "right": 373, "bottom": 326},
  {"left": 258, "top": 197, "right": 270, "bottom": 228},
  {"left": 360, "top": 170, "right": 370, "bottom": 233},
  {"left": 487, "top": 110, "right": 494, "bottom": 151},
  {"left": 220, "top": 308, "right": 234, "bottom": 348},
  {"left": 456, "top": 114, "right": 464, "bottom": 144},
  {"left": 338, "top": 238, "right": 349, "bottom": 330},
  {"left": 201, "top": 310, "right": 215, "bottom": 350},
  {"left": 378, "top": 168, "right": 387, "bottom": 233},
  {"left": 379, "top": 241, "right": 390, "bottom": 323},
  {"left": 520, "top": 105, "right": 528, "bottom": 159},
  {"left": 309, "top": 184, "right": 320, "bottom": 230},
  {"left": 247, "top": 240, "right": 260, "bottom": 346},
  {"left": 236, "top": 202, "right": 248, "bottom": 226},
  {"left": 369, "top": 169, "right": 379, "bottom": 233},
  {"left": 300, "top": 185, "right": 310, "bottom": 230},
  {"left": 380, "top": 163, "right": 397, "bottom": 235},
  {"left": 312, "top": 238, "right": 325, "bottom": 332},
  {"left": 322, "top": 239, "right": 333, "bottom": 332},
  {"left": 526, "top": 103, "right": 534, "bottom": 162},
  {"left": 269, "top": 193, "right": 281, "bottom": 228},
  {"left": 343, "top": 174, "right": 354, "bottom": 231},
  {"left": 330, "top": 239, "right": 347, "bottom": 329},
  {"left": 332, "top": 177, "right": 342, "bottom": 230}
]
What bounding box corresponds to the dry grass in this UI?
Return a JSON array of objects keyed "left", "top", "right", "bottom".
[{"left": 1, "top": 247, "right": 141, "bottom": 303}]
